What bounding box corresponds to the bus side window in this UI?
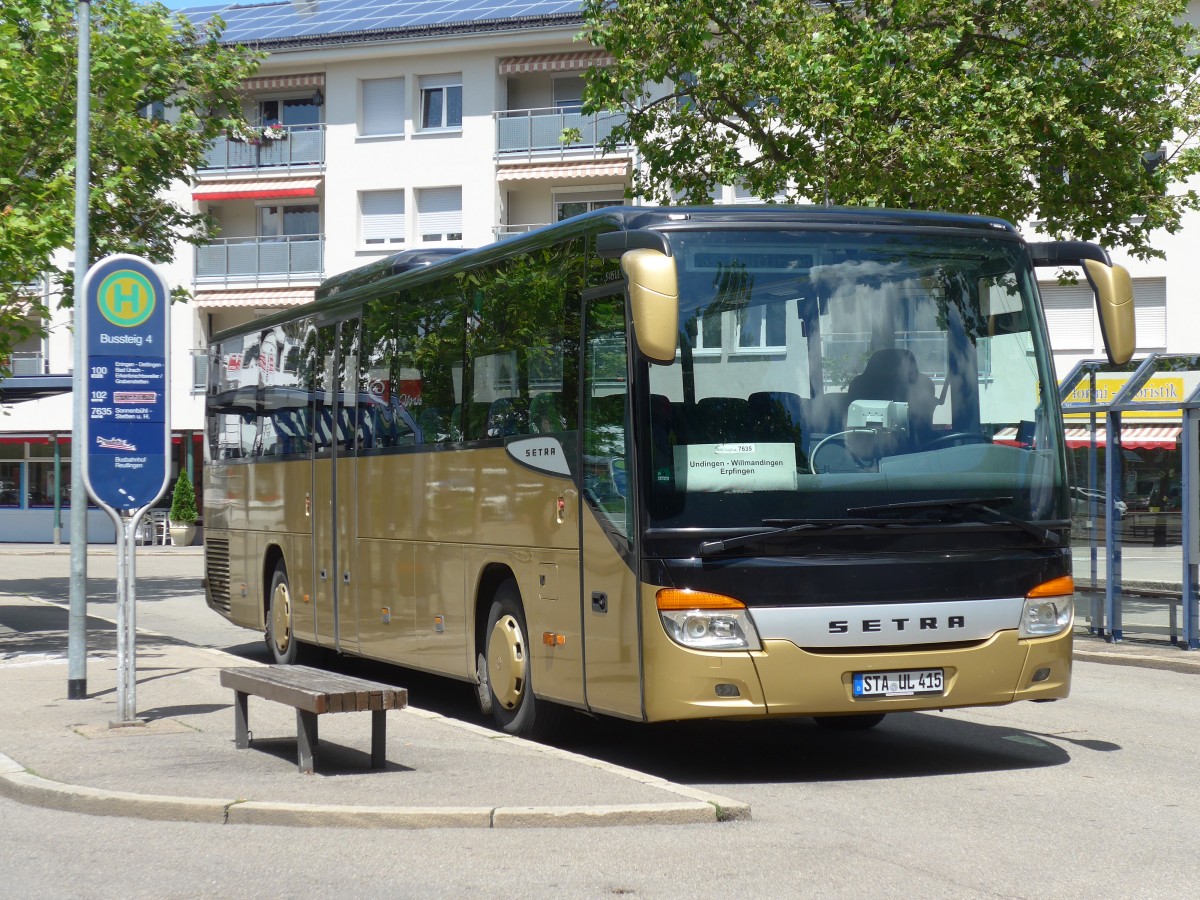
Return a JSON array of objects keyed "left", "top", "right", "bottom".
[{"left": 583, "top": 293, "right": 630, "bottom": 539}]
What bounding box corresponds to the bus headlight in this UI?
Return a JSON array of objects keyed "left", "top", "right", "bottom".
[
  {"left": 657, "top": 589, "right": 762, "bottom": 651},
  {"left": 1019, "top": 576, "right": 1074, "bottom": 638}
]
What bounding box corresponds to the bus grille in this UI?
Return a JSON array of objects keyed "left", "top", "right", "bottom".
[{"left": 206, "top": 539, "right": 231, "bottom": 613}]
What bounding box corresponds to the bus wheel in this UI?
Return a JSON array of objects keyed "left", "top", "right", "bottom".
[
  {"left": 812, "top": 713, "right": 887, "bottom": 731},
  {"left": 484, "top": 580, "right": 565, "bottom": 740},
  {"left": 265, "top": 561, "right": 298, "bottom": 665}
]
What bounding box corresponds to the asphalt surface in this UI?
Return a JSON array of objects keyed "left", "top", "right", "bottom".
[{"left": 0, "top": 542, "right": 1196, "bottom": 830}]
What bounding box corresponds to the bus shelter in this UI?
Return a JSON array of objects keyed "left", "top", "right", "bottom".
[{"left": 1058, "top": 355, "right": 1200, "bottom": 649}]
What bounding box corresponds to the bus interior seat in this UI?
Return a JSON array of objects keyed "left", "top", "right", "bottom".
[
  {"left": 486, "top": 397, "right": 529, "bottom": 438},
  {"left": 747, "top": 391, "right": 803, "bottom": 441},
  {"left": 529, "top": 392, "right": 567, "bottom": 433},
  {"left": 417, "top": 407, "right": 448, "bottom": 444},
  {"left": 692, "top": 396, "right": 749, "bottom": 443}
]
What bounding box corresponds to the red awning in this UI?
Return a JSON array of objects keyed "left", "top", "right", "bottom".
[
  {"left": 192, "top": 178, "right": 321, "bottom": 202},
  {"left": 992, "top": 425, "right": 1181, "bottom": 449},
  {"left": 1057, "top": 426, "right": 1180, "bottom": 449},
  {"left": 498, "top": 51, "right": 614, "bottom": 75}
]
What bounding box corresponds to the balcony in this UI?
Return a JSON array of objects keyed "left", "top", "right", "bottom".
[
  {"left": 496, "top": 108, "right": 627, "bottom": 160},
  {"left": 5, "top": 351, "right": 46, "bottom": 376},
  {"left": 494, "top": 223, "right": 549, "bottom": 240},
  {"left": 195, "top": 235, "right": 324, "bottom": 285},
  {"left": 200, "top": 124, "right": 325, "bottom": 173}
]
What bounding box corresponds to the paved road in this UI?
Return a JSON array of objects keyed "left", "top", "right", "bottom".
[{"left": 1, "top": 545, "right": 1197, "bottom": 897}]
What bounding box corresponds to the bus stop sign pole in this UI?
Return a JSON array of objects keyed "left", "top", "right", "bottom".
[{"left": 79, "top": 255, "right": 171, "bottom": 725}]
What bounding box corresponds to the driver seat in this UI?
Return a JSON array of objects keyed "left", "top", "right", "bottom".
[{"left": 846, "top": 349, "right": 936, "bottom": 447}]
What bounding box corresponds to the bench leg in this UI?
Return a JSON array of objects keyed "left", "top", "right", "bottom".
[
  {"left": 233, "top": 691, "right": 250, "bottom": 749},
  {"left": 371, "top": 710, "right": 386, "bottom": 769},
  {"left": 296, "top": 709, "right": 318, "bottom": 774}
]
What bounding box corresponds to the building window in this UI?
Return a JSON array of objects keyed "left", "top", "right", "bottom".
[
  {"left": 258, "top": 204, "right": 319, "bottom": 240},
  {"left": 737, "top": 304, "right": 786, "bottom": 351},
  {"left": 417, "top": 187, "right": 462, "bottom": 243},
  {"left": 360, "top": 77, "right": 404, "bottom": 137},
  {"left": 420, "top": 74, "right": 462, "bottom": 130},
  {"left": 361, "top": 190, "right": 406, "bottom": 247},
  {"left": 552, "top": 75, "right": 585, "bottom": 112},
  {"left": 555, "top": 193, "right": 623, "bottom": 222}
]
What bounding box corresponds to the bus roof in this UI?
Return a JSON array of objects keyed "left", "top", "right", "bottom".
[{"left": 210, "top": 205, "right": 1020, "bottom": 345}]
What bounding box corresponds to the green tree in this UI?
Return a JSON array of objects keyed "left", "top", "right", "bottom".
[
  {"left": 0, "top": 0, "right": 261, "bottom": 375},
  {"left": 582, "top": 0, "right": 1200, "bottom": 259}
]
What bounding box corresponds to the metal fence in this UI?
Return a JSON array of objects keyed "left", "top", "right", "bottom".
[
  {"left": 495, "top": 108, "right": 627, "bottom": 159},
  {"left": 195, "top": 236, "right": 323, "bottom": 284}
]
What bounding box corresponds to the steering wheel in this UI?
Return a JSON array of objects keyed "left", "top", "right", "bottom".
[{"left": 921, "top": 432, "right": 989, "bottom": 451}]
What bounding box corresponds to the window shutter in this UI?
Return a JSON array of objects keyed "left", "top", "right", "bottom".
[
  {"left": 361, "top": 191, "right": 405, "bottom": 244},
  {"left": 1133, "top": 277, "right": 1166, "bottom": 350},
  {"left": 1039, "top": 281, "right": 1095, "bottom": 351},
  {"left": 361, "top": 77, "right": 404, "bottom": 136},
  {"left": 418, "top": 187, "right": 462, "bottom": 235}
]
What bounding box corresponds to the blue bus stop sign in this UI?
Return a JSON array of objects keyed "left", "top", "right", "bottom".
[{"left": 81, "top": 255, "right": 171, "bottom": 514}]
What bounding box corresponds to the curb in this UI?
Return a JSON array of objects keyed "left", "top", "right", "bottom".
[{"left": 0, "top": 705, "right": 750, "bottom": 829}]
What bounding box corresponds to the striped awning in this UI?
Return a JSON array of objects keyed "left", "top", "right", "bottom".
[
  {"left": 192, "top": 178, "right": 322, "bottom": 201},
  {"left": 993, "top": 425, "right": 1182, "bottom": 449},
  {"left": 498, "top": 51, "right": 614, "bottom": 75},
  {"left": 192, "top": 288, "right": 315, "bottom": 308},
  {"left": 496, "top": 160, "right": 630, "bottom": 181},
  {"left": 240, "top": 72, "right": 325, "bottom": 92}
]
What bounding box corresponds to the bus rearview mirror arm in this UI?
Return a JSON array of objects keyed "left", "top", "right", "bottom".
[{"left": 1029, "top": 240, "right": 1135, "bottom": 366}]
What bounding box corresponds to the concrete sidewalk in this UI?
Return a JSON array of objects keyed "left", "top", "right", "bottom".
[{"left": 0, "top": 595, "right": 748, "bottom": 829}]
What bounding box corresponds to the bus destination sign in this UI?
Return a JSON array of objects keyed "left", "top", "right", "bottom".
[{"left": 81, "top": 255, "right": 171, "bottom": 513}]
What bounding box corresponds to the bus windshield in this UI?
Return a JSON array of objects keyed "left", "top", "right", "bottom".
[{"left": 643, "top": 227, "right": 1065, "bottom": 530}]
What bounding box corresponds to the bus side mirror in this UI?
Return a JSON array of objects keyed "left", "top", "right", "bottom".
[
  {"left": 621, "top": 248, "right": 678, "bottom": 364},
  {"left": 1028, "top": 240, "right": 1135, "bottom": 366},
  {"left": 1082, "top": 259, "right": 1135, "bottom": 366}
]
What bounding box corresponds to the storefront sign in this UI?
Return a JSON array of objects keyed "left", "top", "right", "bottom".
[{"left": 1063, "top": 375, "right": 1186, "bottom": 420}]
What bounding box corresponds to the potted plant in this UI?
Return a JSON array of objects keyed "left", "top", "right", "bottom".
[{"left": 168, "top": 470, "right": 198, "bottom": 547}]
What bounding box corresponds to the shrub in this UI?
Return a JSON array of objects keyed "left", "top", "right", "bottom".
[{"left": 169, "top": 470, "right": 197, "bottom": 524}]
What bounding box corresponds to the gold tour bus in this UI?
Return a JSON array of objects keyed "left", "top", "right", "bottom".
[{"left": 203, "top": 206, "right": 1134, "bottom": 737}]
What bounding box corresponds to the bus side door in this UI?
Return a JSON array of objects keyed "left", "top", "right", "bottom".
[
  {"left": 311, "top": 315, "right": 361, "bottom": 653},
  {"left": 580, "top": 289, "right": 643, "bottom": 719}
]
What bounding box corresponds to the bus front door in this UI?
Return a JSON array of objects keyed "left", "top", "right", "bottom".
[
  {"left": 311, "top": 316, "right": 361, "bottom": 654},
  {"left": 580, "top": 291, "right": 642, "bottom": 719}
]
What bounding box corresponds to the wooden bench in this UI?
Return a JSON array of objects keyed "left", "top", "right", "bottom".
[{"left": 219, "top": 665, "right": 408, "bottom": 774}]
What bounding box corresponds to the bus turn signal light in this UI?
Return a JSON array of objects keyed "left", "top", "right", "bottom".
[
  {"left": 543, "top": 632, "right": 565, "bottom": 646},
  {"left": 656, "top": 589, "right": 746, "bottom": 610},
  {"left": 1027, "top": 575, "right": 1074, "bottom": 598}
]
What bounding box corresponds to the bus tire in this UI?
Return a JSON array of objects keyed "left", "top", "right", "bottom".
[
  {"left": 812, "top": 713, "right": 887, "bottom": 731},
  {"left": 484, "top": 579, "right": 567, "bottom": 740},
  {"left": 265, "top": 561, "right": 299, "bottom": 665}
]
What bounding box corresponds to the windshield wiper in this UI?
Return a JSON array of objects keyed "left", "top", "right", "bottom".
[
  {"left": 698, "top": 517, "right": 913, "bottom": 556},
  {"left": 845, "top": 497, "right": 1062, "bottom": 546},
  {"left": 698, "top": 524, "right": 820, "bottom": 556}
]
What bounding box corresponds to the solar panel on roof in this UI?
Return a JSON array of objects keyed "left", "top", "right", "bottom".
[{"left": 175, "top": 0, "right": 585, "bottom": 44}]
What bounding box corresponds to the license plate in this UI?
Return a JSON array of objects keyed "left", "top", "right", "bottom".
[{"left": 853, "top": 669, "right": 944, "bottom": 698}]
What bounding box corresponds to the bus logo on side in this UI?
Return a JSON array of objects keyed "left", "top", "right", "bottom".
[{"left": 505, "top": 437, "right": 572, "bottom": 477}]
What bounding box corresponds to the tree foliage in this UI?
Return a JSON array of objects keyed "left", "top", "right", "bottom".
[
  {"left": 0, "top": 0, "right": 261, "bottom": 373},
  {"left": 582, "top": 0, "right": 1200, "bottom": 258}
]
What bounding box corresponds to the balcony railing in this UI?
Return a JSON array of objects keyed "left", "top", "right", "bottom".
[
  {"left": 200, "top": 124, "right": 325, "bottom": 173},
  {"left": 496, "top": 107, "right": 627, "bottom": 159},
  {"left": 195, "top": 235, "right": 324, "bottom": 284},
  {"left": 494, "top": 223, "right": 549, "bottom": 239},
  {"left": 6, "top": 351, "right": 46, "bottom": 376}
]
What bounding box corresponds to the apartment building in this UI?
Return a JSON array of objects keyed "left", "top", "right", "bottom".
[{"left": 1, "top": 0, "right": 1196, "bottom": 542}]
